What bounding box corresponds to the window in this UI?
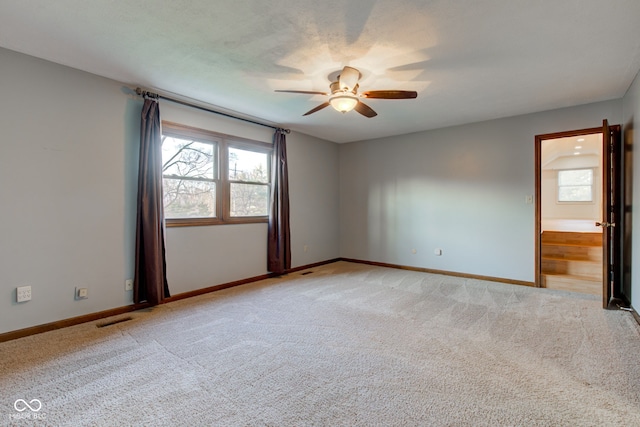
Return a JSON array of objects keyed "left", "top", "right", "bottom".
[
  {"left": 557, "top": 168, "right": 593, "bottom": 202},
  {"left": 228, "top": 146, "right": 270, "bottom": 217},
  {"left": 161, "top": 122, "right": 271, "bottom": 226},
  {"left": 162, "top": 135, "right": 217, "bottom": 219}
]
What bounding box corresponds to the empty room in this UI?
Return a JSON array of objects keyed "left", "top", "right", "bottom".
[{"left": 2, "top": 1, "right": 640, "bottom": 425}]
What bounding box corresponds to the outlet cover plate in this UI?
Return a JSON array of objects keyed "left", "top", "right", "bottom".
[
  {"left": 75, "top": 287, "right": 88, "bottom": 300},
  {"left": 125, "top": 279, "right": 133, "bottom": 291},
  {"left": 17, "top": 286, "right": 32, "bottom": 303}
]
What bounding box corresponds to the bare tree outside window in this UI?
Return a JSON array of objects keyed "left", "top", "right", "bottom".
[
  {"left": 229, "top": 147, "right": 270, "bottom": 217},
  {"left": 160, "top": 122, "right": 272, "bottom": 225},
  {"left": 162, "top": 136, "right": 217, "bottom": 219}
]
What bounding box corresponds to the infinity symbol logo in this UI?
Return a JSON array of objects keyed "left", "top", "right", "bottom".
[{"left": 14, "top": 399, "right": 42, "bottom": 412}]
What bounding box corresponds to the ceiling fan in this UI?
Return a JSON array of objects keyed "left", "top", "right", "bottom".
[{"left": 275, "top": 66, "right": 417, "bottom": 118}]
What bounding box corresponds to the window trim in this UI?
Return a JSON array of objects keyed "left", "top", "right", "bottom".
[
  {"left": 162, "top": 121, "right": 272, "bottom": 227},
  {"left": 556, "top": 167, "right": 595, "bottom": 204}
]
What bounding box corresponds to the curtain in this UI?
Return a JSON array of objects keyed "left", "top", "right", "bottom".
[
  {"left": 267, "top": 129, "right": 291, "bottom": 274},
  {"left": 134, "top": 97, "right": 170, "bottom": 304}
]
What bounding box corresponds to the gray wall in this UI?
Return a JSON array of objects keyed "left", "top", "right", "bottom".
[
  {"left": 161, "top": 102, "right": 340, "bottom": 295},
  {"left": 339, "top": 100, "right": 621, "bottom": 282},
  {"left": 623, "top": 69, "right": 640, "bottom": 310},
  {"left": 0, "top": 48, "right": 340, "bottom": 334}
]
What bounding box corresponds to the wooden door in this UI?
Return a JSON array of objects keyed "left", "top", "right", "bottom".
[{"left": 599, "top": 120, "right": 623, "bottom": 308}]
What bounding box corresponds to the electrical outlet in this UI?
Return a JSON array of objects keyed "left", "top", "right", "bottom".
[
  {"left": 16, "top": 286, "right": 31, "bottom": 303},
  {"left": 75, "top": 287, "right": 88, "bottom": 300},
  {"left": 125, "top": 279, "right": 133, "bottom": 291}
]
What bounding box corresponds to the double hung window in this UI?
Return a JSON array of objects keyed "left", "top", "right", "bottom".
[
  {"left": 557, "top": 168, "right": 593, "bottom": 203},
  {"left": 161, "top": 122, "right": 271, "bottom": 226}
]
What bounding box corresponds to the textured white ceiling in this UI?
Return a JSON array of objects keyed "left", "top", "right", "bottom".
[{"left": 1, "top": 0, "right": 640, "bottom": 143}]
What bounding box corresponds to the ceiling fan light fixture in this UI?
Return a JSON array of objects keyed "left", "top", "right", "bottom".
[
  {"left": 276, "top": 65, "right": 415, "bottom": 118},
  {"left": 329, "top": 95, "right": 358, "bottom": 113}
]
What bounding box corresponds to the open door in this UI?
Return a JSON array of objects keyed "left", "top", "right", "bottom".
[
  {"left": 535, "top": 120, "right": 624, "bottom": 309},
  {"left": 599, "top": 120, "right": 623, "bottom": 308}
]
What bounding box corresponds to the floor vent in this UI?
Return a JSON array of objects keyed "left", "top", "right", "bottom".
[
  {"left": 301, "top": 271, "right": 314, "bottom": 275},
  {"left": 97, "top": 316, "right": 133, "bottom": 328}
]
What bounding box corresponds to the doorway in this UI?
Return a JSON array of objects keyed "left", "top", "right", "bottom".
[
  {"left": 535, "top": 121, "right": 623, "bottom": 308},
  {"left": 538, "top": 131, "right": 603, "bottom": 297}
]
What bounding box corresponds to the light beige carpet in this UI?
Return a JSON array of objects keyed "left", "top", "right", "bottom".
[{"left": 1, "top": 261, "right": 640, "bottom": 426}]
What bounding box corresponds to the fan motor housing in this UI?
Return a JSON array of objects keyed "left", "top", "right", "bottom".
[{"left": 330, "top": 81, "right": 358, "bottom": 95}]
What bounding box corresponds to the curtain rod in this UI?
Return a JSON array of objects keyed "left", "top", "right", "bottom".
[{"left": 135, "top": 88, "right": 290, "bottom": 134}]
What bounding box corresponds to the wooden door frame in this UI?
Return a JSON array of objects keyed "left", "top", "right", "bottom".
[
  {"left": 534, "top": 126, "right": 603, "bottom": 288},
  {"left": 535, "top": 124, "right": 625, "bottom": 308}
]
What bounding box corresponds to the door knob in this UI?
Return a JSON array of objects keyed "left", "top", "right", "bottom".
[{"left": 596, "top": 221, "right": 615, "bottom": 228}]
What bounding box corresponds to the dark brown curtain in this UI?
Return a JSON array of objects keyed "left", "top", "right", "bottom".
[
  {"left": 267, "top": 129, "right": 291, "bottom": 274},
  {"left": 134, "top": 98, "right": 170, "bottom": 304}
]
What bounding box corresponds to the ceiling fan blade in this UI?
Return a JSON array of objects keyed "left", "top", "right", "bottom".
[
  {"left": 354, "top": 101, "right": 377, "bottom": 118},
  {"left": 338, "top": 66, "right": 360, "bottom": 91},
  {"left": 275, "top": 90, "right": 329, "bottom": 96},
  {"left": 361, "top": 90, "right": 418, "bottom": 99},
  {"left": 303, "top": 102, "right": 330, "bottom": 116}
]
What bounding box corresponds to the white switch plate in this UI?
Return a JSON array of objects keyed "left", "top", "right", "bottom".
[
  {"left": 17, "top": 286, "right": 31, "bottom": 303},
  {"left": 125, "top": 279, "right": 133, "bottom": 291}
]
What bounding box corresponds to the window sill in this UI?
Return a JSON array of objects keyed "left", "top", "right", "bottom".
[
  {"left": 166, "top": 217, "right": 268, "bottom": 227},
  {"left": 555, "top": 201, "right": 595, "bottom": 205}
]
